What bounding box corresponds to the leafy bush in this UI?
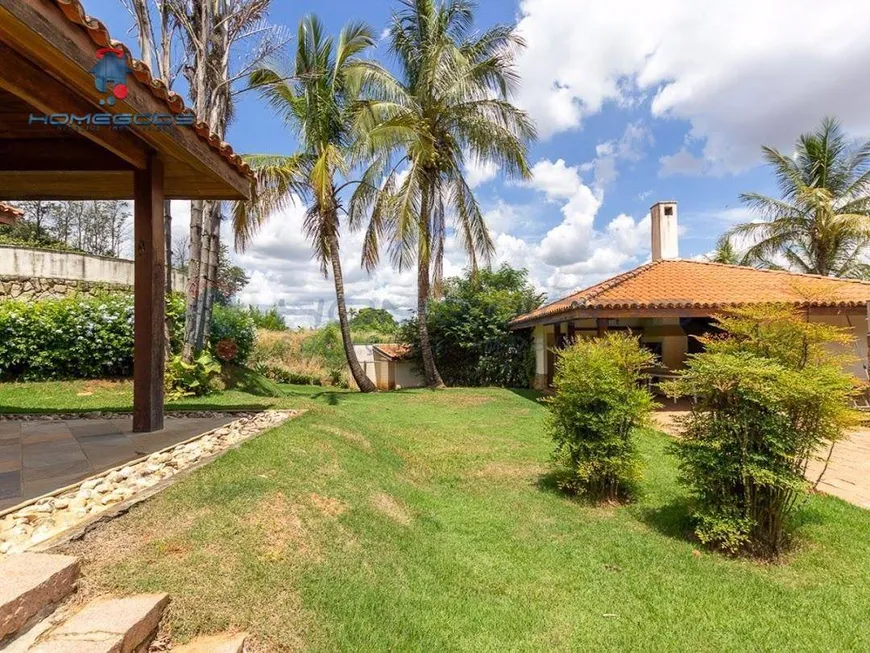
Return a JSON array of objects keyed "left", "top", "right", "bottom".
[
  {"left": 400, "top": 265, "right": 545, "bottom": 387},
  {"left": 349, "top": 307, "right": 397, "bottom": 334},
  {"left": 0, "top": 294, "right": 139, "bottom": 380},
  {"left": 247, "top": 304, "right": 287, "bottom": 331},
  {"left": 546, "top": 332, "right": 656, "bottom": 501},
  {"left": 164, "top": 350, "right": 222, "bottom": 400},
  {"left": 665, "top": 305, "right": 861, "bottom": 558},
  {"left": 209, "top": 304, "right": 256, "bottom": 364}
]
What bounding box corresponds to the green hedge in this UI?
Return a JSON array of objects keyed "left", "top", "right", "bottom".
[{"left": 0, "top": 293, "right": 184, "bottom": 381}]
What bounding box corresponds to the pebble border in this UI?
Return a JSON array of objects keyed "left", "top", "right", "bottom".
[{"left": 0, "top": 410, "right": 298, "bottom": 555}]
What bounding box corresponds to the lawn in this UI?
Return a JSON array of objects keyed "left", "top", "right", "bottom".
[{"left": 13, "top": 384, "right": 865, "bottom": 651}]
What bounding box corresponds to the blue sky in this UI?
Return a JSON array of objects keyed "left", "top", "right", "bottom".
[{"left": 84, "top": 0, "right": 870, "bottom": 327}]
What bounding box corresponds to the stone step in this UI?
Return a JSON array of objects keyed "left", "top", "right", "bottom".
[
  {"left": 173, "top": 632, "right": 249, "bottom": 653},
  {"left": 0, "top": 553, "right": 80, "bottom": 641},
  {"left": 28, "top": 593, "right": 169, "bottom": 653}
]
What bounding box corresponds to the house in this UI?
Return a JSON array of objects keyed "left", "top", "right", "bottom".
[
  {"left": 0, "top": 203, "right": 23, "bottom": 226},
  {"left": 510, "top": 201, "right": 870, "bottom": 389},
  {"left": 350, "top": 344, "right": 425, "bottom": 391}
]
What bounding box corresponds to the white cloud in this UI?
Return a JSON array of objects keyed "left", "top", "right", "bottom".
[
  {"left": 525, "top": 159, "right": 585, "bottom": 200},
  {"left": 465, "top": 157, "right": 499, "bottom": 188},
  {"left": 658, "top": 148, "right": 706, "bottom": 177},
  {"left": 515, "top": 0, "right": 870, "bottom": 171}
]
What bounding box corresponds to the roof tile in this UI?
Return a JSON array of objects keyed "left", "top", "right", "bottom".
[{"left": 511, "top": 260, "right": 870, "bottom": 326}]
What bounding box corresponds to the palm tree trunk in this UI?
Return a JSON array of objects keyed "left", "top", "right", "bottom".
[
  {"left": 417, "top": 256, "right": 445, "bottom": 388},
  {"left": 416, "top": 187, "right": 445, "bottom": 389},
  {"left": 326, "top": 231, "right": 376, "bottom": 392}
]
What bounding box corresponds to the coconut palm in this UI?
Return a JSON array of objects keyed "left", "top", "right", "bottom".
[
  {"left": 350, "top": 0, "right": 536, "bottom": 388},
  {"left": 233, "top": 15, "right": 378, "bottom": 393},
  {"left": 730, "top": 117, "right": 870, "bottom": 277},
  {"left": 706, "top": 235, "right": 741, "bottom": 265}
]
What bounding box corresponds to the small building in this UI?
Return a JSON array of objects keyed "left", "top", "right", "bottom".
[
  {"left": 0, "top": 203, "right": 23, "bottom": 226},
  {"left": 510, "top": 201, "right": 870, "bottom": 389},
  {"left": 350, "top": 344, "right": 425, "bottom": 391}
]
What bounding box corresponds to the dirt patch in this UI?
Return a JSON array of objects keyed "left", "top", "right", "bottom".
[
  {"left": 313, "top": 424, "right": 372, "bottom": 451},
  {"left": 246, "top": 492, "right": 318, "bottom": 562},
  {"left": 308, "top": 492, "right": 347, "bottom": 517},
  {"left": 370, "top": 492, "right": 412, "bottom": 526}
]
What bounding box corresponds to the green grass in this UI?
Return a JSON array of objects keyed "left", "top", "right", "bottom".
[
  {"left": 37, "top": 385, "right": 870, "bottom": 651},
  {"left": 0, "top": 378, "right": 344, "bottom": 413}
]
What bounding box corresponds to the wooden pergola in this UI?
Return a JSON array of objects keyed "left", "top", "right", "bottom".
[{"left": 0, "top": 0, "right": 253, "bottom": 431}]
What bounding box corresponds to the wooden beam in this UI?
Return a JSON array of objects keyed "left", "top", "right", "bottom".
[
  {"left": 0, "top": 0, "right": 251, "bottom": 199},
  {"left": 597, "top": 318, "right": 608, "bottom": 337},
  {"left": 133, "top": 153, "right": 165, "bottom": 433},
  {"left": 0, "top": 139, "right": 133, "bottom": 171},
  {"left": 0, "top": 41, "right": 148, "bottom": 169},
  {"left": 554, "top": 322, "right": 562, "bottom": 350}
]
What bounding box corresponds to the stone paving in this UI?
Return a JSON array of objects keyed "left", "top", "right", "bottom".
[
  {"left": 0, "top": 416, "right": 234, "bottom": 512},
  {"left": 652, "top": 406, "right": 870, "bottom": 510}
]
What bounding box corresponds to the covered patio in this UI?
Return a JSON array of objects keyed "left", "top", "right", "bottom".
[{"left": 0, "top": 0, "right": 252, "bottom": 431}]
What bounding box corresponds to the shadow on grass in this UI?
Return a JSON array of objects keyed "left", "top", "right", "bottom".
[
  {"left": 636, "top": 498, "right": 696, "bottom": 542},
  {"left": 508, "top": 388, "right": 547, "bottom": 404}
]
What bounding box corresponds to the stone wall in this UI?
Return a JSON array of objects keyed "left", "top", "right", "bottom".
[{"left": 0, "top": 246, "right": 186, "bottom": 301}]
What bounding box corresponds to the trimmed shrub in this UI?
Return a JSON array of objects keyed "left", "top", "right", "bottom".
[
  {"left": 665, "top": 305, "right": 862, "bottom": 558},
  {"left": 209, "top": 304, "right": 256, "bottom": 365},
  {"left": 0, "top": 294, "right": 138, "bottom": 380},
  {"left": 546, "top": 332, "right": 656, "bottom": 501}
]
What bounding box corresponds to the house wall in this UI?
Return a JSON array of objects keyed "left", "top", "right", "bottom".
[
  {"left": 527, "top": 311, "right": 870, "bottom": 388},
  {"left": 811, "top": 312, "right": 869, "bottom": 380},
  {"left": 394, "top": 361, "right": 425, "bottom": 389}
]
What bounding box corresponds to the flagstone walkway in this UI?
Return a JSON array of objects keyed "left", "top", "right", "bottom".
[{"left": 0, "top": 415, "right": 235, "bottom": 512}]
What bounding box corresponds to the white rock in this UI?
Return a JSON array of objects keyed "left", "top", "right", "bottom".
[{"left": 80, "top": 479, "right": 101, "bottom": 491}]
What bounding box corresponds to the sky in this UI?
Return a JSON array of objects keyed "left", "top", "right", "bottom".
[{"left": 84, "top": 0, "right": 870, "bottom": 327}]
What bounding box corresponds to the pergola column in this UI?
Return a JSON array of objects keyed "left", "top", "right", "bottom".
[{"left": 133, "top": 153, "right": 166, "bottom": 433}]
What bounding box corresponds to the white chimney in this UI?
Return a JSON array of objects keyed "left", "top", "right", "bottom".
[{"left": 650, "top": 201, "right": 678, "bottom": 261}]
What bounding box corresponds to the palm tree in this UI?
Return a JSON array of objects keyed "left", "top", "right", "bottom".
[
  {"left": 233, "top": 15, "right": 377, "bottom": 393},
  {"left": 350, "top": 0, "right": 536, "bottom": 388},
  {"left": 730, "top": 117, "right": 870, "bottom": 277},
  {"left": 706, "top": 235, "right": 741, "bottom": 265}
]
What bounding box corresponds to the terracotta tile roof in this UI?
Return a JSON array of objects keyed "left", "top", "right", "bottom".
[
  {"left": 510, "top": 259, "right": 870, "bottom": 327},
  {"left": 52, "top": 0, "right": 252, "bottom": 179},
  {"left": 373, "top": 344, "right": 412, "bottom": 360},
  {"left": 0, "top": 202, "right": 24, "bottom": 225}
]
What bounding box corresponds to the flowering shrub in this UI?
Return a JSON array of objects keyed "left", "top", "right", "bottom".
[
  {"left": 209, "top": 304, "right": 256, "bottom": 365},
  {"left": 0, "top": 293, "right": 184, "bottom": 381},
  {"left": 215, "top": 338, "right": 239, "bottom": 362}
]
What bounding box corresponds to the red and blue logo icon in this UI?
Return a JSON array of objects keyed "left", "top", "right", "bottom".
[{"left": 90, "top": 47, "right": 130, "bottom": 106}]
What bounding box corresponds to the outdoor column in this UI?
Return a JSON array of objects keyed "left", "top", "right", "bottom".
[
  {"left": 133, "top": 153, "right": 166, "bottom": 432},
  {"left": 597, "top": 318, "right": 608, "bottom": 337}
]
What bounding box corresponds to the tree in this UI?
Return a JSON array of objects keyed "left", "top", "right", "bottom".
[
  {"left": 399, "top": 264, "right": 545, "bottom": 386},
  {"left": 214, "top": 244, "right": 250, "bottom": 305},
  {"left": 151, "top": 0, "right": 286, "bottom": 360},
  {"left": 349, "top": 308, "right": 397, "bottom": 334},
  {"left": 706, "top": 234, "right": 741, "bottom": 265},
  {"left": 730, "top": 117, "right": 870, "bottom": 276},
  {"left": 233, "top": 15, "right": 379, "bottom": 393},
  {"left": 351, "top": 0, "right": 536, "bottom": 388}
]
